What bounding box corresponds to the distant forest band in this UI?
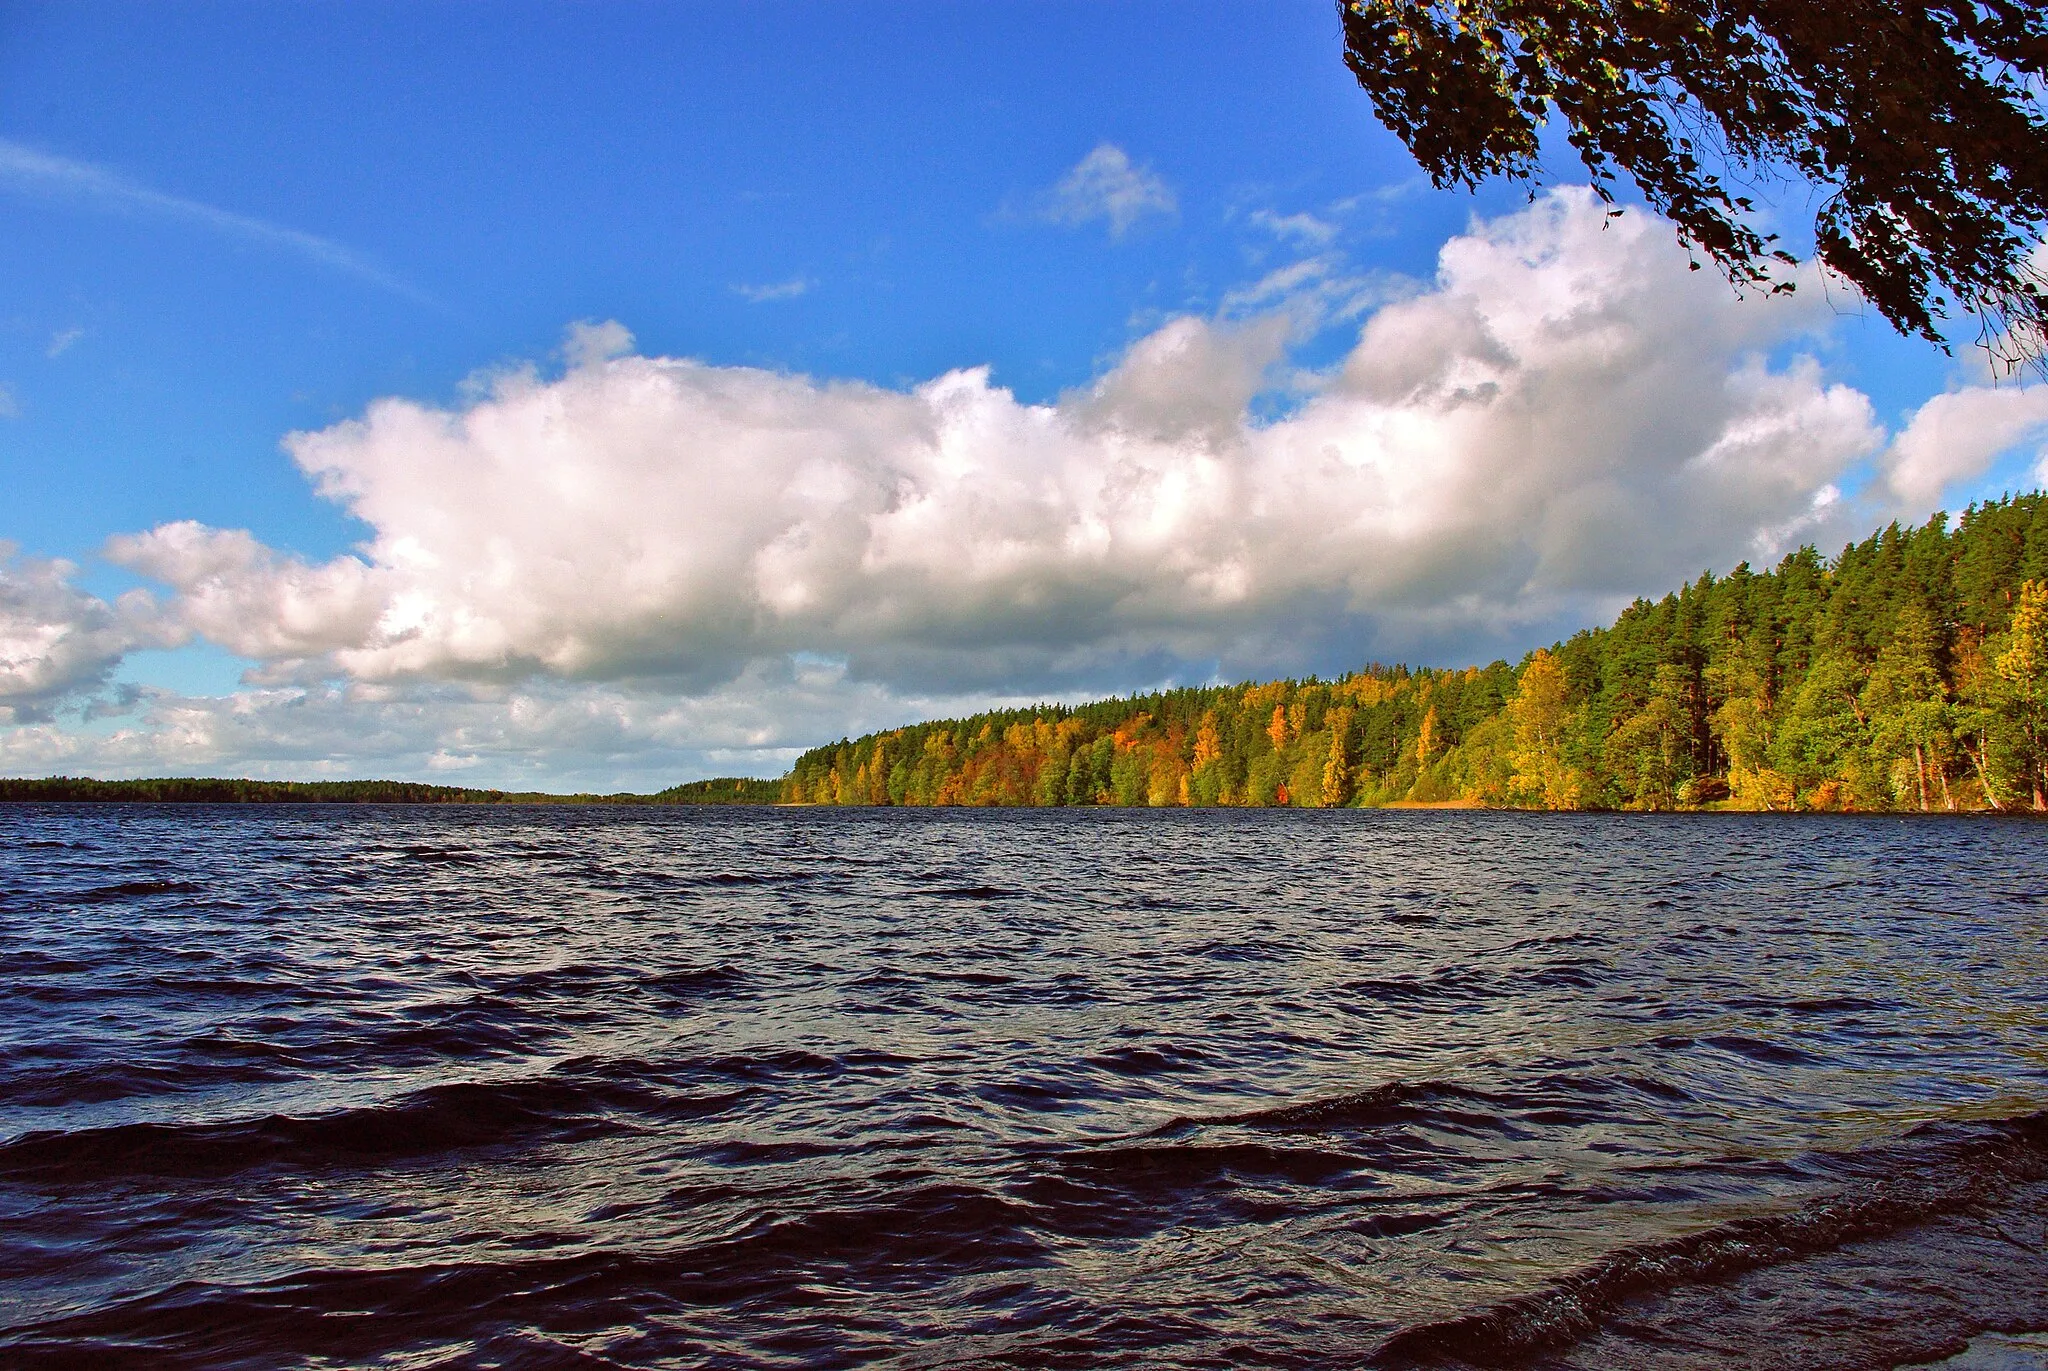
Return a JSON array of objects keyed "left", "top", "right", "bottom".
[{"left": 0, "top": 776, "right": 782, "bottom": 806}]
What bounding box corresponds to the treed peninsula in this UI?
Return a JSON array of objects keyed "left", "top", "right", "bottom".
[
  {"left": 789, "top": 494, "right": 2048, "bottom": 813},
  {"left": 10, "top": 494, "right": 2048, "bottom": 814}
]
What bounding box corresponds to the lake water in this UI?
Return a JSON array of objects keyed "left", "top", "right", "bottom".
[{"left": 2, "top": 805, "right": 2045, "bottom": 1369}]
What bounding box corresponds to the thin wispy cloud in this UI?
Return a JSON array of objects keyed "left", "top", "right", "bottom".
[
  {"left": 1042, "top": 143, "right": 1176, "bottom": 238},
  {"left": 0, "top": 138, "right": 430, "bottom": 304},
  {"left": 45, "top": 327, "right": 84, "bottom": 358},
  {"left": 1217, "top": 255, "right": 1398, "bottom": 326},
  {"left": 732, "top": 276, "right": 812, "bottom": 303},
  {"left": 1326, "top": 177, "right": 1429, "bottom": 238},
  {"left": 1248, "top": 208, "right": 1337, "bottom": 247}
]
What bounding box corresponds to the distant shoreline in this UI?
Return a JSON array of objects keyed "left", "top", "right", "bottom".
[
  {"left": 5, "top": 776, "right": 2040, "bottom": 815},
  {"left": 0, "top": 776, "right": 780, "bottom": 806}
]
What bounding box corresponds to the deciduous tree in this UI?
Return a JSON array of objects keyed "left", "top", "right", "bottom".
[{"left": 1336, "top": 0, "right": 2048, "bottom": 371}]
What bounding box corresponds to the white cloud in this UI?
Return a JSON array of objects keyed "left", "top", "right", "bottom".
[
  {"left": 106, "top": 190, "right": 1894, "bottom": 708},
  {"left": 0, "top": 384, "right": 16, "bottom": 420},
  {"left": 0, "top": 137, "right": 428, "bottom": 303},
  {"left": 19, "top": 187, "right": 2025, "bottom": 785},
  {"left": 1042, "top": 143, "right": 1176, "bottom": 238},
  {"left": 46, "top": 326, "right": 84, "bottom": 358},
  {"left": 1882, "top": 384, "right": 2048, "bottom": 505},
  {"left": 1217, "top": 255, "right": 1399, "bottom": 328},
  {"left": 561, "top": 319, "right": 636, "bottom": 369},
  {"left": 732, "top": 277, "right": 813, "bottom": 303},
  {"left": 0, "top": 548, "right": 176, "bottom": 721},
  {"left": 1326, "top": 178, "right": 1429, "bottom": 238},
  {"left": 1249, "top": 208, "right": 1337, "bottom": 247},
  {"left": 105, "top": 522, "right": 389, "bottom": 674}
]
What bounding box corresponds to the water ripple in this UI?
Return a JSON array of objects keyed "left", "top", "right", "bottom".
[{"left": 1, "top": 805, "right": 2044, "bottom": 1368}]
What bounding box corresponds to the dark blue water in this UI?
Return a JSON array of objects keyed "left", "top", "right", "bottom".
[{"left": 2, "top": 806, "right": 2045, "bottom": 1369}]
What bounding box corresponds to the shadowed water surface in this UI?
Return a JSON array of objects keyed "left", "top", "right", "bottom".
[{"left": 1, "top": 805, "right": 2044, "bottom": 1369}]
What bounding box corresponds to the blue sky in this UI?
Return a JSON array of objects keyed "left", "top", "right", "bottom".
[
  {"left": 3, "top": 2, "right": 2045, "bottom": 788},
  {"left": 6, "top": 3, "right": 1452, "bottom": 550}
]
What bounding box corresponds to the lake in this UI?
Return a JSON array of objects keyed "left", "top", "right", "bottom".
[{"left": 2, "top": 805, "right": 2044, "bottom": 1369}]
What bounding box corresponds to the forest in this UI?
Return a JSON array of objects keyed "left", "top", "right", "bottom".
[
  {"left": 0, "top": 776, "right": 782, "bottom": 805},
  {"left": 782, "top": 493, "right": 2048, "bottom": 813}
]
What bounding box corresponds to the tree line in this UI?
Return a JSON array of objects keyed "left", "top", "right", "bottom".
[
  {"left": 0, "top": 776, "right": 782, "bottom": 805},
  {"left": 783, "top": 493, "right": 2048, "bottom": 812}
]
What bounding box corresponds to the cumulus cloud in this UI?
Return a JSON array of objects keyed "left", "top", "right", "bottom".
[
  {"left": 0, "top": 548, "right": 174, "bottom": 721},
  {"left": 1042, "top": 144, "right": 1177, "bottom": 238},
  {"left": 27, "top": 186, "right": 2048, "bottom": 785},
  {"left": 1882, "top": 384, "right": 2048, "bottom": 505},
  {"left": 105, "top": 522, "right": 388, "bottom": 677},
  {"left": 561, "top": 319, "right": 635, "bottom": 369},
  {"left": 104, "top": 189, "right": 1926, "bottom": 708}
]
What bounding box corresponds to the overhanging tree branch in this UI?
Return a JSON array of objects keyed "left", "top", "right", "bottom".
[{"left": 1337, "top": 0, "right": 2048, "bottom": 374}]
